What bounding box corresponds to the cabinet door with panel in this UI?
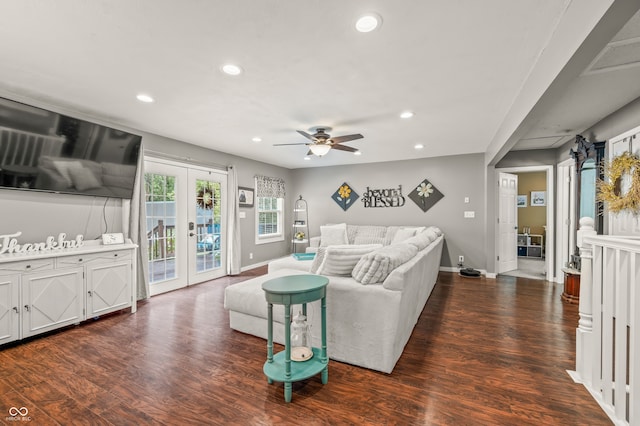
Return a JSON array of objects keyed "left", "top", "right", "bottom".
[
  {"left": 21, "top": 267, "right": 84, "bottom": 339},
  {"left": 86, "top": 261, "right": 132, "bottom": 317},
  {"left": 57, "top": 250, "right": 133, "bottom": 317},
  {"left": 0, "top": 274, "right": 19, "bottom": 345}
]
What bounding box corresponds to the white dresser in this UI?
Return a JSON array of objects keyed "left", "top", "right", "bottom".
[{"left": 0, "top": 240, "right": 137, "bottom": 346}]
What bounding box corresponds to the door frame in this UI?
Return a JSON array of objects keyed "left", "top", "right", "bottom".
[
  {"left": 495, "top": 165, "right": 555, "bottom": 282},
  {"left": 556, "top": 159, "right": 575, "bottom": 284}
]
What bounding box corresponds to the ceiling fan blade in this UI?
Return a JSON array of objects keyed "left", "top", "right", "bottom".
[
  {"left": 331, "top": 144, "right": 358, "bottom": 153},
  {"left": 330, "top": 133, "right": 364, "bottom": 144},
  {"left": 273, "top": 142, "right": 310, "bottom": 146},
  {"left": 297, "top": 130, "right": 318, "bottom": 142}
]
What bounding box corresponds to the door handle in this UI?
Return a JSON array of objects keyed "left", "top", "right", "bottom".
[{"left": 189, "top": 232, "right": 195, "bottom": 237}]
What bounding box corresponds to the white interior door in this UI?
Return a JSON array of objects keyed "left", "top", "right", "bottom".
[
  {"left": 145, "top": 158, "right": 227, "bottom": 296},
  {"left": 497, "top": 172, "right": 518, "bottom": 273}
]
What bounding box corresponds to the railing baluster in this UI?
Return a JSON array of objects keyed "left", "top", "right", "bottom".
[{"left": 572, "top": 218, "right": 640, "bottom": 425}]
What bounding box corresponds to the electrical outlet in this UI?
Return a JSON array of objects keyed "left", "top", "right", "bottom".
[
  {"left": 458, "top": 255, "right": 464, "bottom": 263},
  {"left": 249, "top": 253, "right": 253, "bottom": 260}
]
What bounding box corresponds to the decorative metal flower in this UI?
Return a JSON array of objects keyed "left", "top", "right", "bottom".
[
  {"left": 339, "top": 184, "right": 352, "bottom": 199},
  {"left": 417, "top": 182, "right": 434, "bottom": 198},
  {"left": 332, "top": 182, "right": 359, "bottom": 211}
]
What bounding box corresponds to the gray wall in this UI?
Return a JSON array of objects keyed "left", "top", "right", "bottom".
[{"left": 290, "top": 153, "right": 486, "bottom": 269}]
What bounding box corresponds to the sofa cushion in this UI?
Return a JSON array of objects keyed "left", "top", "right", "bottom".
[
  {"left": 353, "top": 225, "right": 387, "bottom": 245},
  {"left": 313, "top": 244, "right": 382, "bottom": 276},
  {"left": 404, "top": 226, "right": 442, "bottom": 251},
  {"left": 320, "top": 223, "right": 348, "bottom": 247},
  {"left": 352, "top": 243, "right": 418, "bottom": 284},
  {"left": 391, "top": 227, "right": 417, "bottom": 244}
]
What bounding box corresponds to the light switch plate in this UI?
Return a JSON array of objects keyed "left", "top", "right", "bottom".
[
  {"left": 464, "top": 211, "right": 475, "bottom": 218},
  {"left": 102, "top": 232, "right": 125, "bottom": 245}
]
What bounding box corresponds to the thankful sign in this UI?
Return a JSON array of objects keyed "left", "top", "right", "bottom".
[{"left": 0, "top": 232, "right": 85, "bottom": 255}]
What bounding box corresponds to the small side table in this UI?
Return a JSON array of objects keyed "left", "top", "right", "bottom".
[
  {"left": 262, "top": 274, "right": 329, "bottom": 403},
  {"left": 562, "top": 267, "right": 581, "bottom": 304}
]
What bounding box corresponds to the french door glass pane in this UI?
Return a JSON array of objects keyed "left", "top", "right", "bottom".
[
  {"left": 195, "top": 179, "right": 222, "bottom": 272},
  {"left": 145, "top": 173, "right": 177, "bottom": 284}
]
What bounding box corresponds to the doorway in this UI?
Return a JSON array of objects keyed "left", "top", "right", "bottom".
[
  {"left": 495, "top": 165, "right": 554, "bottom": 281},
  {"left": 144, "top": 157, "right": 227, "bottom": 296}
]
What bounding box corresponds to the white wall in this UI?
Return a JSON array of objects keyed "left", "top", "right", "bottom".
[{"left": 290, "top": 153, "right": 486, "bottom": 269}]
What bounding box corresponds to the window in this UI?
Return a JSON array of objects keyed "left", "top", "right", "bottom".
[
  {"left": 256, "top": 196, "right": 284, "bottom": 244},
  {"left": 254, "top": 175, "right": 286, "bottom": 245}
]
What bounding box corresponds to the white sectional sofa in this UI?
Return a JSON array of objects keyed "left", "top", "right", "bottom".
[{"left": 224, "top": 224, "right": 444, "bottom": 373}]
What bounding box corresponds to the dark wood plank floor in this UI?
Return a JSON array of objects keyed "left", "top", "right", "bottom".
[{"left": 0, "top": 269, "right": 611, "bottom": 425}]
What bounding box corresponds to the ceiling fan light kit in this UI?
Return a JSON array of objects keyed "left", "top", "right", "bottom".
[
  {"left": 309, "top": 144, "right": 331, "bottom": 156},
  {"left": 274, "top": 126, "right": 364, "bottom": 157}
]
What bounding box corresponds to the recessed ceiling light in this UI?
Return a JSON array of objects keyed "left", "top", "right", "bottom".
[
  {"left": 400, "top": 111, "right": 414, "bottom": 119},
  {"left": 221, "top": 64, "right": 243, "bottom": 76},
  {"left": 356, "top": 13, "right": 381, "bottom": 32},
  {"left": 304, "top": 156, "right": 311, "bottom": 161},
  {"left": 252, "top": 137, "right": 262, "bottom": 143},
  {"left": 414, "top": 144, "right": 424, "bottom": 150},
  {"left": 136, "top": 94, "right": 154, "bottom": 103},
  {"left": 354, "top": 150, "right": 362, "bottom": 156}
]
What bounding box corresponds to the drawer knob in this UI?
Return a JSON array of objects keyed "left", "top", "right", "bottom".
[
  {"left": 13, "top": 307, "right": 18, "bottom": 314},
  {"left": 24, "top": 305, "right": 30, "bottom": 312},
  {"left": 79, "top": 258, "right": 83, "bottom": 262},
  {"left": 25, "top": 264, "right": 31, "bottom": 269},
  {"left": 114, "top": 254, "right": 118, "bottom": 257}
]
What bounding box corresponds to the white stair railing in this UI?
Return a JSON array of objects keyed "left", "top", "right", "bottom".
[{"left": 571, "top": 217, "right": 640, "bottom": 425}]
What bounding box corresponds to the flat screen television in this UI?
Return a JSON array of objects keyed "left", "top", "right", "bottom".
[{"left": 0, "top": 96, "right": 142, "bottom": 199}]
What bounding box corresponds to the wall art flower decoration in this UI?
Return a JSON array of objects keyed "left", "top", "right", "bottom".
[
  {"left": 408, "top": 178, "right": 444, "bottom": 212},
  {"left": 332, "top": 182, "right": 359, "bottom": 211}
]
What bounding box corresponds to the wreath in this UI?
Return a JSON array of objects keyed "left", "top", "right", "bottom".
[
  {"left": 197, "top": 184, "right": 214, "bottom": 210},
  {"left": 597, "top": 151, "right": 640, "bottom": 214}
]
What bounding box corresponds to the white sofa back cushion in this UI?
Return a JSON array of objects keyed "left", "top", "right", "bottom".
[
  {"left": 320, "top": 223, "right": 348, "bottom": 247},
  {"left": 352, "top": 243, "right": 418, "bottom": 284},
  {"left": 312, "top": 244, "right": 382, "bottom": 276},
  {"left": 390, "top": 227, "right": 417, "bottom": 244}
]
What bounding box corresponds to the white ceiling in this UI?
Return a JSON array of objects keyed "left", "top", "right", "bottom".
[{"left": 0, "top": 1, "right": 638, "bottom": 169}]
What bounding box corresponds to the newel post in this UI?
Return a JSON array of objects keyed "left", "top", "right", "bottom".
[{"left": 576, "top": 217, "right": 596, "bottom": 384}]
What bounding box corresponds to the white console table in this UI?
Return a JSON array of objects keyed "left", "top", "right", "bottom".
[{"left": 0, "top": 240, "right": 137, "bottom": 346}]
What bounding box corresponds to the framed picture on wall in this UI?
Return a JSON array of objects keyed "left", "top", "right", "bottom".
[
  {"left": 517, "top": 195, "right": 527, "bottom": 208},
  {"left": 531, "top": 191, "right": 546, "bottom": 207},
  {"left": 238, "top": 186, "right": 254, "bottom": 207}
]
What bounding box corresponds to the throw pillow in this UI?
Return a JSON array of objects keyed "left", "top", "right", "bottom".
[
  {"left": 310, "top": 246, "right": 327, "bottom": 274},
  {"left": 391, "top": 228, "right": 417, "bottom": 244},
  {"left": 68, "top": 166, "right": 103, "bottom": 191},
  {"left": 352, "top": 243, "right": 418, "bottom": 284},
  {"left": 320, "top": 223, "right": 348, "bottom": 247},
  {"left": 315, "top": 244, "right": 382, "bottom": 276}
]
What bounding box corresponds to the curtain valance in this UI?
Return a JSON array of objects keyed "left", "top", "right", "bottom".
[{"left": 256, "top": 175, "right": 286, "bottom": 198}]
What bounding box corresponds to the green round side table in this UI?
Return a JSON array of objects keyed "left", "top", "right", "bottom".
[{"left": 262, "top": 274, "right": 329, "bottom": 402}]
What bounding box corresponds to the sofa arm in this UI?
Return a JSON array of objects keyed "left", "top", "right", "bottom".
[{"left": 305, "top": 236, "right": 320, "bottom": 253}]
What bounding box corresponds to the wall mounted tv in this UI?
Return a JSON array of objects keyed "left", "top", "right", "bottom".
[{"left": 0, "top": 96, "right": 142, "bottom": 199}]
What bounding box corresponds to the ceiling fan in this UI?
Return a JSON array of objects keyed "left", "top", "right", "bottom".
[{"left": 273, "top": 127, "right": 364, "bottom": 156}]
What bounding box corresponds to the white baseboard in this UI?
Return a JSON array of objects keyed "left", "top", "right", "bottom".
[
  {"left": 240, "top": 259, "right": 272, "bottom": 272},
  {"left": 439, "top": 266, "right": 493, "bottom": 278}
]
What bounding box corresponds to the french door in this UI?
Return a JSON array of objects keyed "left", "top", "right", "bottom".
[{"left": 145, "top": 158, "right": 227, "bottom": 296}]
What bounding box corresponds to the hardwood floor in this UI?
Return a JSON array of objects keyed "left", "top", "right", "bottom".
[{"left": 0, "top": 268, "right": 611, "bottom": 425}]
